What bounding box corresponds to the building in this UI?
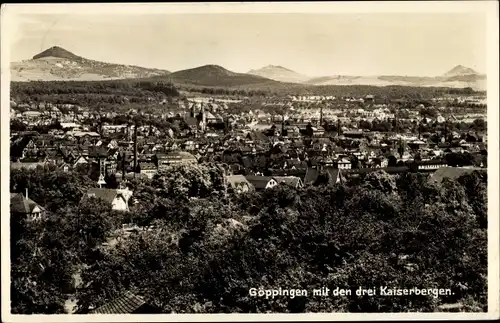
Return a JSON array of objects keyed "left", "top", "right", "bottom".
[
  {"left": 138, "top": 162, "right": 158, "bottom": 179},
  {"left": 303, "top": 167, "right": 344, "bottom": 186},
  {"left": 273, "top": 176, "right": 304, "bottom": 189},
  {"left": 245, "top": 176, "right": 278, "bottom": 191},
  {"left": 84, "top": 188, "right": 133, "bottom": 212},
  {"left": 336, "top": 160, "right": 352, "bottom": 170},
  {"left": 10, "top": 191, "right": 45, "bottom": 221},
  {"left": 226, "top": 175, "right": 255, "bottom": 193},
  {"left": 153, "top": 151, "right": 197, "bottom": 170},
  {"left": 323, "top": 168, "right": 345, "bottom": 185},
  {"left": 413, "top": 160, "right": 448, "bottom": 172},
  {"left": 89, "top": 291, "right": 160, "bottom": 314}
]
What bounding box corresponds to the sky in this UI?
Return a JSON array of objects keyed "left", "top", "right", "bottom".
[{"left": 9, "top": 12, "right": 487, "bottom": 77}]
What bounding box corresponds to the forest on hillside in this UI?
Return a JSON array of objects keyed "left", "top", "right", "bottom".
[
  {"left": 10, "top": 164, "right": 487, "bottom": 314},
  {"left": 10, "top": 80, "right": 180, "bottom": 109}
]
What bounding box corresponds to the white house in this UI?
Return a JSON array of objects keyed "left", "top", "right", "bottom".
[
  {"left": 244, "top": 176, "right": 278, "bottom": 191},
  {"left": 84, "top": 188, "right": 133, "bottom": 212}
]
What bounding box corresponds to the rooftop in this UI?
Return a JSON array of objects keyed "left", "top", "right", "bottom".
[{"left": 90, "top": 291, "right": 146, "bottom": 314}]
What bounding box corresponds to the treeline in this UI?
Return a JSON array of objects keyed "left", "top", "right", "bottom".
[
  {"left": 279, "top": 85, "right": 480, "bottom": 99},
  {"left": 181, "top": 86, "right": 268, "bottom": 97},
  {"left": 179, "top": 84, "right": 481, "bottom": 100},
  {"left": 10, "top": 80, "right": 180, "bottom": 107},
  {"left": 10, "top": 164, "right": 487, "bottom": 314},
  {"left": 10, "top": 80, "right": 482, "bottom": 109},
  {"left": 353, "top": 118, "right": 487, "bottom": 133}
]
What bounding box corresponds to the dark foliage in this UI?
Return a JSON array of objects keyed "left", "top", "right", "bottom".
[{"left": 10, "top": 166, "right": 487, "bottom": 313}]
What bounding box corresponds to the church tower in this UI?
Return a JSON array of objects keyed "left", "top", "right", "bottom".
[{"left": 200, "top": 103, "right": 206, "bottom": 132}]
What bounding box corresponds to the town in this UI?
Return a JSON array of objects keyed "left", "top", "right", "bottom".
[{"left": 10, "top": 90, "right": 487, "bottom": 211}]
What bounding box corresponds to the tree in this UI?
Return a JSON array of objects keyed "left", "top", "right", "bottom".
[
  {"left": 349, "top": 155, "right": 360, "bottom": 169},
  {"left": 387, "top": 155, "right": 398, "bottom": 167},
  {"left": 151, "top": 164, "right": 223, "bottom": 199},
  {"left": 11, "top": 159, "right": 488, "bottom": 313},
  {"left": 10, "top": 167, "right": 97, "bottom": 212},
  {"left": 10, "top": 119, "right": 27, "bottom": 132},
  {"left": 420, "top": 107, "right": 438, "bottom": 119},
  {"left": 471, "top": 119, "right": 486, "bottom": 132},
  {"left": 10, "top": 198, "right": 117, "bottom": 314},
  {"left": 444, "top": 152, "right": 474, "bottom": 167}
]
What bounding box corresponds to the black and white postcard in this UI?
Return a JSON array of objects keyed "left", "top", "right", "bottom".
[{"left": 1, "top": 2, "right": 499, "bottom": 322}]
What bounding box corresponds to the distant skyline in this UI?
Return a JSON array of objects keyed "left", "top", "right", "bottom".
[{"left": 9, "top": 12, "right": 487, "bottom": 77}]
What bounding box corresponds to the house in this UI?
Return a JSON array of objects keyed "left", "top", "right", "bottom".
[
  {"left": 304, "top": 167, "right": 345, "bottom": 186},
  {"left": 138, "top": 162, "right": 158, "bottom": 179},
  {"left": 226, "top": 175, "right": 255, "bottom": 193},
  {"left": 312, "top": 126, "right": 325, "bottom": 137},
  {"left": 336, "top": 159, "right": 352, "bottom": 170},
  {"left": 323, "top": 167, "right": 345, "bottom": 185},
  {"left": 273, "top": 176, "right": 304, "bottom": 189},
  {"left": 84, "top": 188, "right": 133, "bottom": 212},
  {"left": 303, "top": 167, "right": 320, "bottom": 185},
  {"left": 153, "top": 151, "right": 197, "bottom": 170},
  {"left": 58, "top": 162, "right": 71, "bottom": 173},
  {"left": 10, "top": 191, "right": 45, "bottom": 221},
  {"left": 245, "top": 176, "right": 278, "bottom": 191},
  {"left": 73, "top": 155, "right": 89, "bottom": 167},
  {"left": 60, "top": 122, "right": 82, "bottom": 131},
  {"left": 89, "top": 291, "right": 160, "bottom": 314},
  {"left": 205, "top": 111, "right": 218, "bottom": 124},
  {"left": 413, "top": 160, "right": 448, "bottom": 172},
  {"left": 22, "top": 111, "right": 42, "bottom": 119}
]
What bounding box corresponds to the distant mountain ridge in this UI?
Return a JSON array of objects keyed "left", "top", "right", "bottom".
[
  {"left": 301, "top": 65, "right": 486, "bottom": 91},
  {"left": 11, "top": 46, "right": 170, "bottom": 82},
  {"left": 247, "top": 65, "right": 310, "bottom": 83},
  {"left": 10, "top": 48, "right": 486, "bottom": 91}
]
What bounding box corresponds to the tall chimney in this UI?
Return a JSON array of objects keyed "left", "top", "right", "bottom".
[
  {"left": 133, "top": 122, "right": 138, "bottom": 178},
  {"left": 25, "top": 188, "right": 28, "bottom": 199},
  {"left": 281, "top": 113, "right": 285, "bottom": 135},
  {"left": 320, "top": 106, "right": 323, "bottom": 126},
  {"left": 201, "top": 103, "right": 206, "bottom": 132}
]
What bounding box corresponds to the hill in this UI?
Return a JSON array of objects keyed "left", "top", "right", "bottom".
[
  {"left": 443, "top": 65, "right": 479, "bottom": 77},
  {"left": 247, "top": 65, "right": 310, "bottom": 83},
  {"left": 165, "top": 64, "right": 285, "bottom": 87},
  {"left": 303, "top": 66, "right": 487, "bottom": 91},
  {"left": 10, "top": 46, "right": 170, "bottom": 82},
  {"left": 32, "top": 46, "right": 83, "bottom": 61}
]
